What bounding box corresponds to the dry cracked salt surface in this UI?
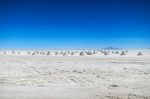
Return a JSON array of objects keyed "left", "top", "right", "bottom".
[{"left": 0, "top": 50, "right": 150, "bottom": 99}]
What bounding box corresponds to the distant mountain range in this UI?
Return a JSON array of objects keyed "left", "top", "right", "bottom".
[{"left": 102, "top": 47, "right": 121, "bottom": 50}]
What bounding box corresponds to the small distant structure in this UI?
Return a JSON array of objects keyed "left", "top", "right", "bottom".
[{"left": 137, "top": 52, "right": 143, "bottom": 56}]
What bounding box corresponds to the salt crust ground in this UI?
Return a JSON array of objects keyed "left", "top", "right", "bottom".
[{"left": 0, "top": 50, "right": 150, "bottom": 99}]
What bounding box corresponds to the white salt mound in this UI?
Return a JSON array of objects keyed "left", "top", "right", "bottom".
[
  {"left": 63, "top": 52, "right": 68, "bottom": 56},
  {"left": 115, "top": 51, "right": 119, "bottom": 54},
  {"left": 71, "top": 52, "right": 75, "bottom": 55},
  {"left": 137, "top": 52, "right": 143, "bottom": 56},
  {"left": 80, "top": 51, "right": 85, "bottom": 56},
  {"left": 87, "top": 51, "right": 93, "bottom": 55},
  {"left": 32, "top": 52, "right": 36, "bottom": 55},
  {"left": 104, "top": 52, "right": 109, "bottom": 55},
  {"left": 55, "top": 52, "right": 59, "bottom": 55},
  {"left": 42, "top": 52, "right": 47, "bottom": 55},
  {"left": 120, "top": 51, "right": 126, "bottom": 56}
]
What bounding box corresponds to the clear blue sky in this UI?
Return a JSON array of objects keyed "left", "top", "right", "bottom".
[{"left": 0, "top": 0, "right": 150, "bottom": 49}]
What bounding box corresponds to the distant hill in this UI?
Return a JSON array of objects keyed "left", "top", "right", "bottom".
[{"left": 102, "top": 47, "right": 121, "bottom": 50}]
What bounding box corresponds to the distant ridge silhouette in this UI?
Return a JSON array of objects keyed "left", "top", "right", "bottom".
[{"left": 102, "top": 47, "right": 121, "bottom": 50}]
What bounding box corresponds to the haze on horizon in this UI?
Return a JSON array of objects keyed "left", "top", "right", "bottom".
[{"left": 0, "top": 0, "right": 150, "bottom": 49}]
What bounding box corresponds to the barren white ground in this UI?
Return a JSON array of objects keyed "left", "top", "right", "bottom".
[{"left": 0, "top": 50, "right": 150, "bottom": 99}]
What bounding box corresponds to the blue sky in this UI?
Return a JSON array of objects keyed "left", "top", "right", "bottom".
[{"left": 0, "top": 0, "right": 150, "bottom": 49}]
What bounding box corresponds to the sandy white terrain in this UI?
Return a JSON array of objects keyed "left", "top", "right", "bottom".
[{"left": 0, "top": 50, "right": 150, "bottom": 99}]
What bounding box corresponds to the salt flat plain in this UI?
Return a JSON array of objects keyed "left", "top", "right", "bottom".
[{"left": 0, "top": 50, "right": 150, "bottom": 99}]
